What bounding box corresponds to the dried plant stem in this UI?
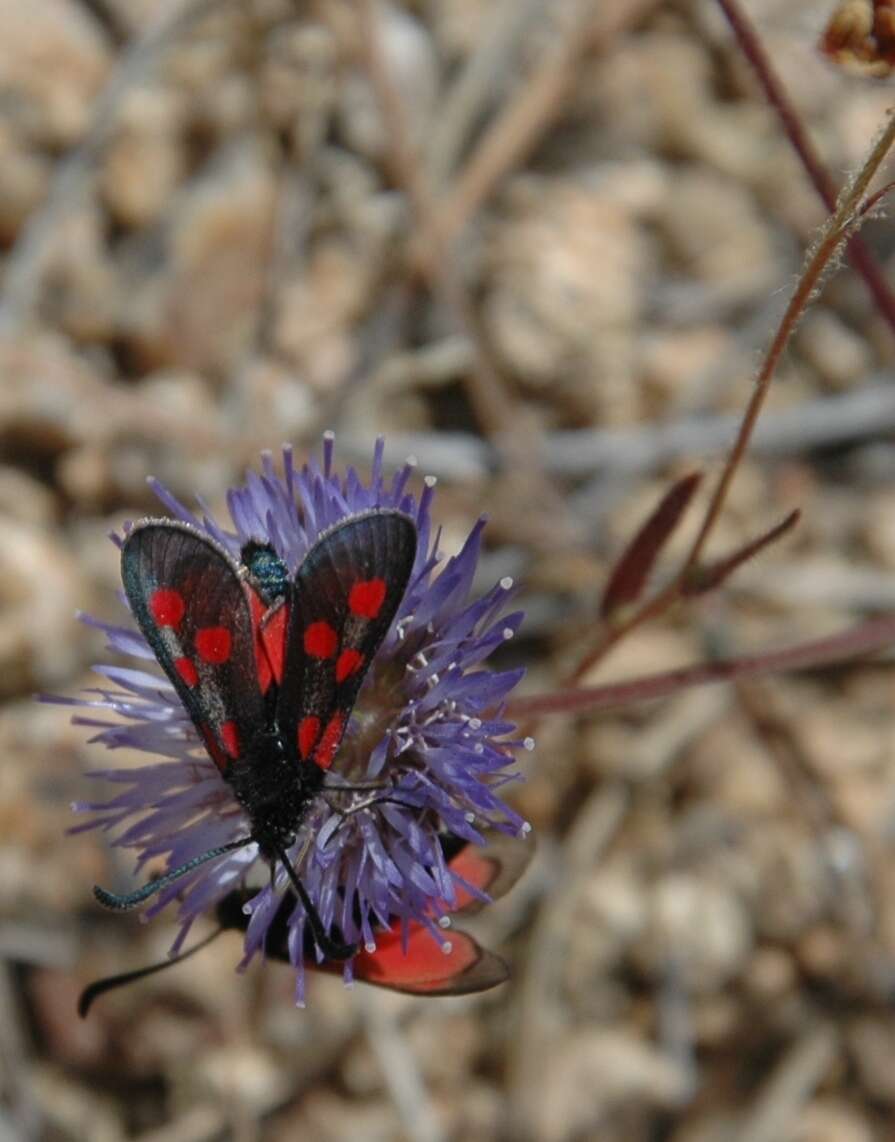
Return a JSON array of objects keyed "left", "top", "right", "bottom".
[
  {"left": 422, "top": 0, "right": 661, "bottom": 258},
  {"left": 508, "top": 784, "right": 630, "bottom": 1136},
  {"left": 359, "top": 992, "right": 445, "bottom": 1142},
  {"left": 685, "top": 110, "right": 895, "bottom": 568},
  {"left": 354, "top": 0, "right": 515, "bottom": 436},
  {"left": 716, "top": 0, "right": 895, "bottom": 336},
  {"left": 511, "top": 613, "right": 895, "bottom": 718},
  {"left": 570, "top": 106, "right": 895, "bottom": 681},
  {"left": 733, "top": 679, "right": 839, "bottom": 834},
  {"left": 355, "top": 0, "right": 582, "bottom": 548},
  {"left": 348, "top": 379, "right": 895, "bottom": 481},
  {"left": 425, "top": 0, "right": 542, "bottom": 185},
  {"left": 74, "top": 0, "right": 130, "bottom": 45},
  {"left": 735, "top": 1026, "right": 837, "bottom": 1142}
]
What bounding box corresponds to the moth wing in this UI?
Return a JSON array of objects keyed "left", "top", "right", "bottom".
[
  {"left": 215, "top": 845, "right": 517, "bottom": 998},
  {"left": 121, "top": 521, "right": 266, "bottom": 771},
  {"left": 446, "top": 833, "right": 535, "bottom": 916},
  {"left": 348, "top": 924, "right": 508, "bottom": 996},
  {"left": 277, "top": 510, "right": 417, "bottom": 770},
  {"left": 344, "top": 838, "right": 529, "bottom": 993},
  {"left": 344, "top": 837, "right": 529, "bottom": 994}
]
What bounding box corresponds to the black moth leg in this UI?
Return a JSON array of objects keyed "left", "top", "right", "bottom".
[{"left": 318, "top": 793, "right": 427, "bottom": 851}]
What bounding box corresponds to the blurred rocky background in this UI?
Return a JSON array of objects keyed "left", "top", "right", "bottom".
[{"left": 4, "top": 0, "right": 895, "bottom": 1139}]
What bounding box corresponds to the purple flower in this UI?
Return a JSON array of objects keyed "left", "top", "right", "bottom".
[{"left": 56, "top": 435, "right": 532, "bottom": 1005}]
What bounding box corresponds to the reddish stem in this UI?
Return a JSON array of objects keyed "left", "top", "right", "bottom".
[
  {"left": 511, "top": 614, "right": 895, "bottom": 717},
  {"left": 570, "top": 109, "right": 895, "bottom": 683},
  {"left": 716, "top": 0, "right": 895, "bottom": 337},
  {"left": 682, "top": 509, "right": 801, "bottom": 596}
]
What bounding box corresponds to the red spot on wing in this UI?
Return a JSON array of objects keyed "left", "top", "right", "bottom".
[
  {"left": 200, "top": 725, "right": 228, "bottom": 772},
  {"left": 335, "top": 648, "right": 364, "bottom": 683},
  {"left": 349, "top": 578, "right": 387, "bottom": 619},
  {"left": 314, "top": 712, "right": 345, "bottom": 769},
  {"left": 195, "top": 626, "right": 232, "bottom": 664},
  {"left": 304, "top": 620, "right": 338, "bottom": 659},
  {"left": 220, "top": 720, "right": 240, "bottom": 759},
  {"left": 175, "top": 657, "right": 199, "bottom": 688},
  {"left": 150, "top": 587, "right": 185, "bottom": 627},
  {"left": 298, "top": 715, "right": 321, "bottom": 759}
]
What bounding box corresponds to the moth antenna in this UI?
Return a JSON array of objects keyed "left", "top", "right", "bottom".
[
  {"left": 271, "top": 840, "right": 356, "bottom": 961},
  {"left": 78, "top": 925, "right": 224, "bottom": 1017},
  {"left": 93, "top": 838, "right": 253, "bottom": 911}
]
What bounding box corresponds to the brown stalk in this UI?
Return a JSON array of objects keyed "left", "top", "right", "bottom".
[
  {"left": 419, "top": 0, "right": 661, "bottom": 260},
  {"left": 510, "top": 613, "right": 895, "bottom": 718},
  {"left": 683, "top": 113, "right": 895, "bottom": 571},
  {"left": 716, "top": 0, "right": 895, "bottom": 337},
  {"left": 569, "top": 106, "right": 895, "bottom": 682},
  {"left": 354, "top": 0, "right": 525, "bottom": 437},
  {"left": 354, "top": 0, "right": 591, "bottom": 549},
  {"left": 681, "top": 508, "right": 801, "bottom": 597}
]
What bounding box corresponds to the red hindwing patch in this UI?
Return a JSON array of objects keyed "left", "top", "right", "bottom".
[{"left": 351, "top": 925, "right": 480, "bottom": 991}]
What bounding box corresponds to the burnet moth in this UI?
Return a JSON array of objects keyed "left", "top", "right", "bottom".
[
  {"left": 79, "top": 832, "right": 532, "bottom": 1015},
  {"left": 82, "top": 508, "right": 525, "bottom": 1010}
]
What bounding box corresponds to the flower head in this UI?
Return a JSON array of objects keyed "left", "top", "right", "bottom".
[{"left": 61, "top": 436, "right": 531, "bottom": 1004}]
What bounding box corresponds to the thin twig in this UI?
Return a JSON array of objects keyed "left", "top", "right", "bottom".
[
  {"left": 733, "top": 678, "right": 840, "bottom": 836},
  {"left": 419, "top": 0, "right": 661, "bottom": 260},
  {"left": 571, "top": 107, "right": 895, "bottom": 679},
  {"left": 0, "top": 963, "right": 41, "bottom": 1139},
  {"left": 735, "top": 1025, "right": 837, "bottom": 1142},
  {"left": 716, "top": 0, "right": 895, "bottom": 338},
  {"left": 508, "top": 613, "right": 895, "bottom": 718},
  {"left": 684, "top": 110, "right": 895, "bottom": 571},
  {"left": 355, "top": 0, "right": 583, "bottom": 551},
  {"left": 355, "top": 0, "right": 511, "bottom": 435},
  {"left": 425, "top": 0, "right": 543, "bottom": 185},
  {"left": 656, "top": 958, "right": 698, "bottom": 1103},
  {"left": 507, "top": 785, "right": 630, "bottom": 1138},
  {"left": 358, "top": 991, "right": 446, "bottom": 1142},
  {"left": 568, "top": 374, "right": 895, "bottom": 486},
  {"left": 74, "top": 0, "right": 131, "bottom": 46}
]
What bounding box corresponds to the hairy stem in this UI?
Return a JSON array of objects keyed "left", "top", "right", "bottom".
[
  {"left": 570, "top": 105, "right": 895, "bottom": 682},
  {"left": 684, "top": 108, "right": 895, "bottom": 570},
  {"left": 715, "top": 0, "right": 895, "bottom": 336},
  {"left": 512, "top": 614, "right": 895, "bottom": 718}
]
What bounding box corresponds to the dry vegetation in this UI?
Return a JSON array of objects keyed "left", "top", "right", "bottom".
[{"left": 3, "top": 1, "right": 895, "bottom": 1139}]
